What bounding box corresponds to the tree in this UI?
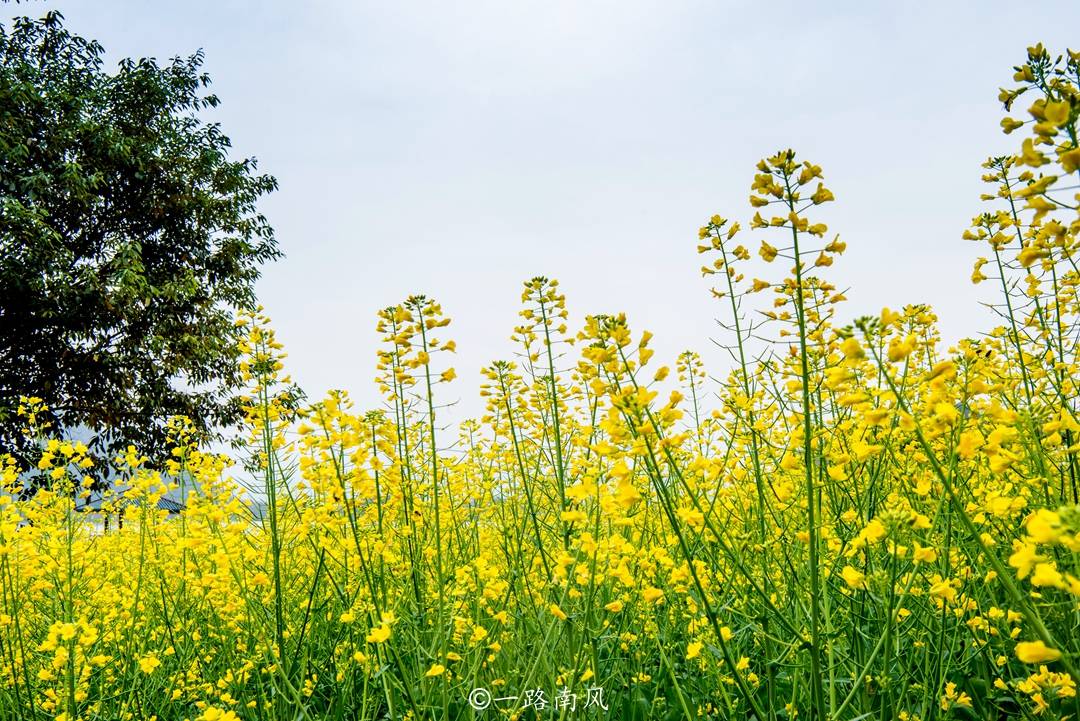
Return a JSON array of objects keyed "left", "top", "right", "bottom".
[{"left": 0, "top": 11, "right": 280, "bottom": 473}]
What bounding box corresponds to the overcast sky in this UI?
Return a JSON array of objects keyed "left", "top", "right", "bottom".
[{"left": 18, "top": 1, "right": 1080, "bottom": 419}]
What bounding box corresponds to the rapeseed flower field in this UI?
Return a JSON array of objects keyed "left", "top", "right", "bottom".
[{"left": 3, "top": 44, "right": 1080, "bottom": 721}]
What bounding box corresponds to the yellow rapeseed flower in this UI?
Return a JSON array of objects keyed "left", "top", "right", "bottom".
[{"left": 1016, "top": 640, "right": 1062, "bottom": 664}]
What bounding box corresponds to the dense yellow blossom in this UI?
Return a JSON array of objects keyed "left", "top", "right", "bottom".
[{"left": 2, "top": 43, "right": 1080, "bottom": 721}]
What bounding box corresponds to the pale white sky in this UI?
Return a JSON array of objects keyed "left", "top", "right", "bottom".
[{"left": 26, "top": 1, "right": 1080, "bottom": 419}]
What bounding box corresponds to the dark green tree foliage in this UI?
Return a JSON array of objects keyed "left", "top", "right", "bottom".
[{"left": 0, "top": 11, "right": 280, "bottom": 471}]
